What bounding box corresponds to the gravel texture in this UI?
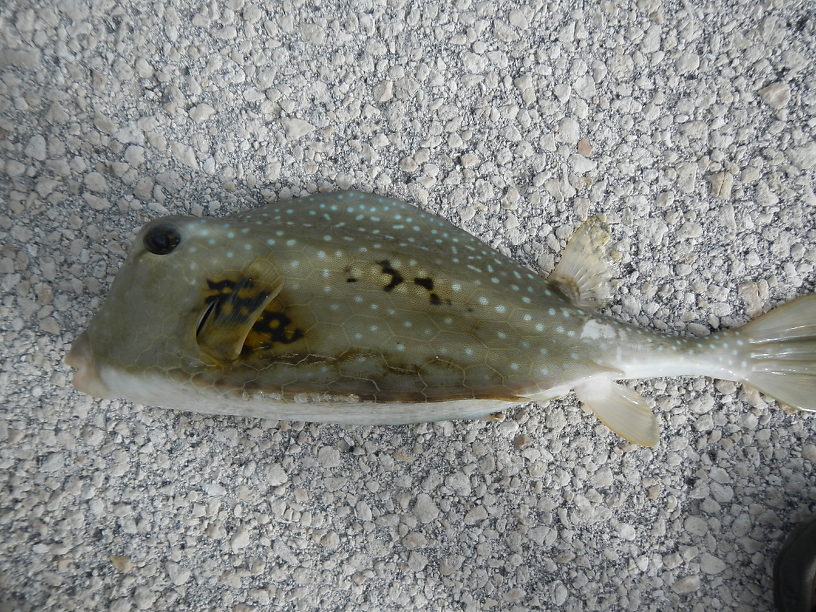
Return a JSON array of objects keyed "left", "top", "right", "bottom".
[{"left": 1, "top": 1, "right": 815, "bottom": 610}]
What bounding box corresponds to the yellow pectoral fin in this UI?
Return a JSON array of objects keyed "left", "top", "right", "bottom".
[{"left": 197, "top": 257, "right": 284, "bottom": 363}]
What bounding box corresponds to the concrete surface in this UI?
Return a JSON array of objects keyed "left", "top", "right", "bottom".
[{"left": 1, "top": 0, "right": 814, "bottom": 610}]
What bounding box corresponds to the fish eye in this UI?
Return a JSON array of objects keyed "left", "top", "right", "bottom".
[{"left": 143, "top": 224, "right": 181, "bottom": 255}]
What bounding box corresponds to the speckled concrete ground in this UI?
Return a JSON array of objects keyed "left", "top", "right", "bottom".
[{"left": 1, "top": 1, "right": 815, "bottom": 610}]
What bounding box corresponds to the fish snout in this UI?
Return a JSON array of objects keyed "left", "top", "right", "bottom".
[{"left": 65, "top": 332, "right": 110, "bottom": 398}]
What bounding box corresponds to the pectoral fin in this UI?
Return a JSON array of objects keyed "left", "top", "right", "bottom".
[
  {"left": 197, "top": 257, "right": 284, "bottom": 363},
  {"left": 549, "top": 215, "right": 616, "bottom": 309},
  {"left": 574, "top": 378, "right": 659, "bottom": 447}
]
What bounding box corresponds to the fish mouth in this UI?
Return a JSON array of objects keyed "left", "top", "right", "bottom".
[{"left": 65, "top": 331, "right": 111, "bottom": 398}]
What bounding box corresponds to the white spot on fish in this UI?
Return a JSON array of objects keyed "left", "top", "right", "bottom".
[{"left": 580, "top": 320, "right": 618, "bottom": 340}]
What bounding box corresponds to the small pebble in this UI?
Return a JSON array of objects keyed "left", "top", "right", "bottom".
[
  {"left": 24, "top": 135, "right": 47, "bottom": 161},
  {"left": 758, "top": 82, "right": 791, "bottom": 109},
  {"left": 282, "top": 118, "right": 314, "bottom": 139}
]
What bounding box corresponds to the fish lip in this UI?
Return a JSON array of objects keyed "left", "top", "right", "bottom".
[{"left": 65, "top": 331, "right": 110, "bottom": 398}]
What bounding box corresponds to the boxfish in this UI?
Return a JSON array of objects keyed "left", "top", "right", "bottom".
[{"left": 66, "top": 191, "right": 815, "bottom": 446}]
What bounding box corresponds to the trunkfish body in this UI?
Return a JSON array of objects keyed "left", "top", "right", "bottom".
[{"left": 67, "top": 191, "right": 816, "bottom": 446}]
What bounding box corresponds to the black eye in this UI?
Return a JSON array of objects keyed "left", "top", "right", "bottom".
[{"left": 143, "top": 224, "right": 181, "bottom": 255}]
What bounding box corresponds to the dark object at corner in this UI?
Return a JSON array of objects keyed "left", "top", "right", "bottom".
[{"left": 775, "top": 517, "right": 816, "bottom": 612}]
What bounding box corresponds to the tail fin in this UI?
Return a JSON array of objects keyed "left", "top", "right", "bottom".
[{"left": 740, "top": 295, "right": 816, "bottom": 412}]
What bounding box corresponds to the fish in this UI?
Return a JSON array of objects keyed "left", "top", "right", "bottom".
[{"left": 66, "top": 190, "right": 816, "bottom": 446}]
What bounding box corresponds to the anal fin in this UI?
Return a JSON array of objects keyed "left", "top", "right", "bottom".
[
  {"left": 549, "top": 215, "right": 616, "bottom": 309},
  {"left": 574, "top": 378, "right": 659, "bottom": 447}
]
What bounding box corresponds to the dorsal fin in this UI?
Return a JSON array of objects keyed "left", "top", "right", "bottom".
[
  {"left": 196, "top": 257, "right": 283, "bottom": 363},
  {"left": 549, "top": 215, "right": 616, "bottom": 309}
]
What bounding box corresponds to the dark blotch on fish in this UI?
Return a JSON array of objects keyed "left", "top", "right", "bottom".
[
  {"left": 250, "top": 311, "right": 304, "bottom": 347},
  {"left": 413, "top": 277, "right": 449, "bottom": 306},
  {"left": 377, "top": 260, "right": 404, "bottom": 292},
  {"left": 413, "top": 277, "right": 434, "bottom": 291}
]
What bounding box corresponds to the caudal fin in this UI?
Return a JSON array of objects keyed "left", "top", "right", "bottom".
[{"left": 740, "top": 294, "right": 816, "bottom": 412}]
